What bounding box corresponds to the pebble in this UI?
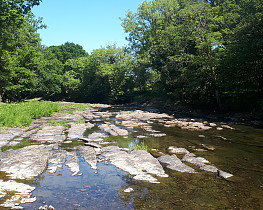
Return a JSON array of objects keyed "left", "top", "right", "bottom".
[{"left": 124, "top": 187, "right": 134, "bottom": 193}]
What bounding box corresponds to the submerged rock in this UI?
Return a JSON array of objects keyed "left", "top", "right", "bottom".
[{"left": 158, "top": 155, "right": 196, "bottom": 173}]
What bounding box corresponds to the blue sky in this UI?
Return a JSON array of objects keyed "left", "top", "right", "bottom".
[{"left": 32, "top": 0, "right": 146, "bottom": 53}]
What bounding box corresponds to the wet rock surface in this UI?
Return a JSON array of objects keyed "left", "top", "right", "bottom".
[
  {"left": 0, "top": 145, "right": 52, "bottom": 179},
  {"left": 158, "top": 155, "right": 196, "bottom": 173},
  {"left": 67, "top": 122, "right": 94, "bottom": 140},
  {"left": 30, "top": 126, "right": 66, "bottom": 143},
  {"left": 0, "top": 180, "right": 36, "bottom": 209},
  {"left": 0, "top": 104, "right": 237, "bottom": 209},
  {"left": 102, "top": 146, "right": 168, "bottom": 183}
]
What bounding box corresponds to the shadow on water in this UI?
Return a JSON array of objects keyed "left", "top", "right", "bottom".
[{"left": 20, "top": 106, "right": 263, "bottom": 209}]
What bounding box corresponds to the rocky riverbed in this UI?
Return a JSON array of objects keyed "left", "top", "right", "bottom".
[{"left": 0, "top": 103, "right": 261, "bottom": 209}]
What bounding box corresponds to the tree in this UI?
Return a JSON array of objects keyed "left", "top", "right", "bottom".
[
  {"left": 90, "top": 45, "right": 134, "bottom": 103},
  {"left": 48, "top": 42, "right": 88, "bottom": 63},
  {"left": 0, "top": 14, "right": 43, "bottom": 101},
  {"left": 0, "top": 0, "right": 43, "bottom": 101},
  {"left": 122, "top": 0, "right": 225, "bottom": 108},
  {"left": 33, "top": 48, "right": 64, "bottom": 99}
]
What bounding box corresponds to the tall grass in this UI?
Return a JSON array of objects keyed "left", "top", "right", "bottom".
[{"left": 0, "top": 101, "right": 61, "bottom": 127}]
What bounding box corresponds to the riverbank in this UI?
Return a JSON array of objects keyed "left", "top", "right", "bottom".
[{"left": 125, "top": 99, "right": 263, "bottom": 128}]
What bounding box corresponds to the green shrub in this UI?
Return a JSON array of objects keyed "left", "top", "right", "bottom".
[{"left": 131, "top": 142, "right": 149, "bottom": 150}]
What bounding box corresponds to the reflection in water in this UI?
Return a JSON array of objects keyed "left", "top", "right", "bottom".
[
  {"left": 22, "top": 153, "right": 134, "bottom": 210},
  {"left": 128, "top": 138, "right": 139, "bottom": 148}
]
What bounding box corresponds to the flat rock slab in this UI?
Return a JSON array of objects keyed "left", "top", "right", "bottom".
[
  {"left": 0, "top": 128, "right": 23, "bottom": 147},
  {"left": 99, "top": 123, "right": 128, "bottom": 136},
  {"left": 0, "top": 145, "right": 53, "bottom": 179},
  {"left": 102, "top": 146, "right": 168, "bottom": 183},
  {"left": 84, "top": 142, "right": 102, "bottom": 148},
  {"left": 168, "top": 146, "right": 190, "bottom": 154},
  {"left": 182, "top": 153, "right": 210, "bottom": 167},
  {"left": 52, "top": 113, "right": 84, "bottom": 121},
  {"left": 86, "top": 132, "right": 108, "bottom": 142},
  {"left": 120, "top": 120, "right": 149, "bottom": 128},
  {"left": 77, "top": 146, "right": 99, "bottom": 170},
  {"left": 67, "top": 122, "right": 94, "bottom": 140},
  {"left": 30, "top": 126, "right": 66, "bottom": 143},
  {"left": 0, "top": 180, "right": 36, "bottom": 209},
  {"left": 158, "top": 155, "right": 196, "bottom": 173},
  {"left": 48, "top": 150, "right": 68, "bottom": 173},
  {"left": 66, "top": 152, "right": 80, "bottom": 176},
  {"left": 165, "top": 120, "right": 212, "bottom": 131},
  {"left": 116, "top": 110, "right": 173, "bottom": 121},
  {"left": 182, "top": 153, "right": 233, "bottom": 176},
  {"left": 217, "top": 170, "right": 233, "bottom": 179}
]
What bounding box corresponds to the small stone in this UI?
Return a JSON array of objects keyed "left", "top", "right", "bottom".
[
  {"left": 168, "top": 146, "right": 190, "bottom": 154},
  {"left": 124, "top": 187, "right": 134, "bottom": 193},
  {"left": 221, "top": 125, "right": 235, "bottom": 130},
  {"left": 84, "top": 142, "right": 102, "bottom": 148},
  {"left": 137, "top": 135, "right": 147, "bottom": 139},
  {"left": 217, "top": 127, "right": 223, "bottom": 131},
  {"left": 200, "top": 144, "right": 215, "bottom": 151},
  {"left": 150, "top": 133, "right": 166, "bottom": 137},
  {"left": 217, "top": 170, "right": 233, "bottom": 179},
  {"left": 209, "top": 123, "right": 217, "bottom": 127}
]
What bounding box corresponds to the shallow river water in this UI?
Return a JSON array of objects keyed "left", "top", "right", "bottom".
[{"left": 17, "top": 106, "right": 263, "bottom": 210}]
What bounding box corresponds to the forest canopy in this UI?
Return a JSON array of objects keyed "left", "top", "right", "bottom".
[{"left": 0, "top": 0, "right": 262, "bottom": 113}]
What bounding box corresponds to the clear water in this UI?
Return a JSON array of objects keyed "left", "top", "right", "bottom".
[{"left": 19, "top": 108, "right": 263, "bottom": 209}]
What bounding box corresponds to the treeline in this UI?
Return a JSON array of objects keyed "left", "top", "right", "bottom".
[{"left": 0, "top": 0, "right": 262, "bottom": 113}]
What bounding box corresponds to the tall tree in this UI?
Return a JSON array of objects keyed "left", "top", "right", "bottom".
[
  {"left": 48, "top": 42, "right": 88, "bottom": 63},
  {"left": 0, "top": 0, "right": 42, "bottom": 101}
]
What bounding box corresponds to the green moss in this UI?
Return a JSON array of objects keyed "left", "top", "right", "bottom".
[{"left": 1, "top": 138, "right": 31, "bottom": 152}]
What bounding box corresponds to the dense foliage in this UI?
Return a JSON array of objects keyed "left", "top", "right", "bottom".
[{"left": 0, "top": 0, "right": 262, "bottom": 113}]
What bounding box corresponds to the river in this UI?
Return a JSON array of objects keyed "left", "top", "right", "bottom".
[{"left": 5, "top": 105, "right": 263, "bottom": 209}]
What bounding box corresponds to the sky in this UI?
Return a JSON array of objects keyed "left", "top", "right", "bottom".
[{"left": 32, "top": 0, "right": 146, "bottom": 54}]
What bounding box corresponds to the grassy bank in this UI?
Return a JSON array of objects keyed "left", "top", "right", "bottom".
[{"left": 0, "top": 101, "right": 61, "bottom": 127}]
